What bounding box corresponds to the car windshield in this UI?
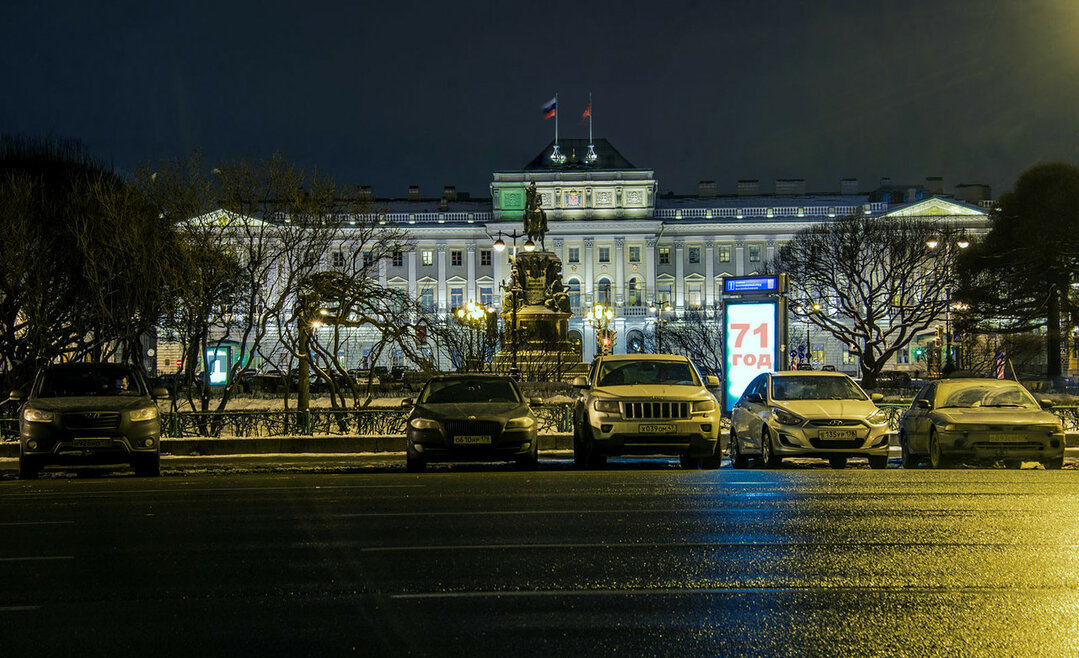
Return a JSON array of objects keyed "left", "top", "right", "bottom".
[
  {"left": 936, "top": 381, "right": 1039, "bottom": 409},
  {"left": 597, "top": 360, "right": 700, "bottom": 387},
  {"left": 771, "top": 375, "right": 867, "bottom": 401},
  {"left": 36, "top": 365, "right": 146, "bottom": 398},
  {"left": 420, "top": 378, "right": 520, "bottom": 404}
]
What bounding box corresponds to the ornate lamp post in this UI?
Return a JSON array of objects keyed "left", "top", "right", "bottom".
[
  {"left": 649, "top": 301, "right": 673, "bottom": 353},
  {"left": 927, "top": 234, "right": 970, "bottom": 375},
  {"left": 455, "top": 299, "right": 489, "bottom": 371},
  {"left": 493, "top": 230, "right": 532, "bottom": 379},
  {"left": 586, "top": 302, "right": 615, "bottom": 356}
]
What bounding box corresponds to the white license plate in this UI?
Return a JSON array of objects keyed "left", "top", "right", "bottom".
[
  {"left": 73, "top": 437, "right": 112, "bottom": 448},
  {"left": 640, "top": 424, "right": 675, "bottom": 433},
  {"left": 453, "top": 435, "right": 491, "bottom": 445},
  {"left": 818, "top": 429, "right": 857, "bottom": 440}
]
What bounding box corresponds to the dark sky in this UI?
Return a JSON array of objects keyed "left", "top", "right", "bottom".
[{"left": 3, "top": 0, "right": 1078, "bottom": 198}]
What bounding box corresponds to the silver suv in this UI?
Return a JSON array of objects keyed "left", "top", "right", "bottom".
[{"left": 572, "top": 354, "right": 722, "bottom": 469}]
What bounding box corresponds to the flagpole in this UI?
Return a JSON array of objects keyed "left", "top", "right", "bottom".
[
  {"left": 589, "top": 92, "right": 592, "bottom": 142},
  {"left": 555, "top": 92, "right": 559, "bottom": 145},
  {"left": 585, "top": 92, "right": 597, "bottom": 164}
]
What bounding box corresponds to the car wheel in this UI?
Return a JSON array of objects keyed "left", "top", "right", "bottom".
[
  {"left": 18, "top": 456, "right": 40, "bottom": 480},
  {"left": 405, "top": 451, "right": 427, "bottom": 473},
  {"left": 760, "top": 428, "right": 781, "bottom": 468},
  {"left": 1043, "top": 455, "right": 1064, "bottom": 470},
  {"left": 573, "top": 422, "right": 591, "bottom": 469},
  {"left": 729, "top": 429, "right": 749, "bottom": 469},
  {"left": 899, "top": 432, "right": 919, "bottom": 468},
  {"left": 929, "top": 431, "right": 952, "bottom": 469},
  {"left": 868, "top": 455, "right": 889, "bottom": 470},
  {"left": 132, "top": 454, "right": 161, "bottom": 477},
  {"left": 829, "top": 456, "right": 847, "bottom": 469},
  {"left": 700, "top": 439, "right": 723, "bottom": 470},
  {"left": 516, "top": 443, "right": 540, "bottom": 470},
  {"left": 679, "top": 454, "right": 701, "bottom": 470}
]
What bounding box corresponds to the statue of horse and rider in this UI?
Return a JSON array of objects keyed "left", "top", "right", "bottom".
[{"left": 523, "top": 181, "right": 548, "bottom": 252}]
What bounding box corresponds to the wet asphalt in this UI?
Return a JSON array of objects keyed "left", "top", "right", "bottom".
[{"left": 2, "top": 456, "right": 1079, "bottom": 656}]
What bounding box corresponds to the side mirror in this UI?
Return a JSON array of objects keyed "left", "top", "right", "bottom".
[
  {"left": 705, "top": 375, "right": 720, "bottom": 388},
  {"left": 871, "top": 392, "right": 884, "bottom": 402},
  {"left": 529, "top": 397, "right": 543, "bottom": 407},
  {"left": 151, "top": 387, "right": 170, "bottom": 400},
  {"left": 1039, "top": 399, "right": 1054, "bottom": 410},
  {"left": 571, "top": 376, "right": 589, "bottom": 389},
  {"left": 746, "top": 392, "right": 764, "bottom": 404},
  {"left": 8, "top": 389, "right": 25, "bottom": 402},
  {"left": 400, "top": 398, "right": 413, "bottom": 409},
  {"left": 916, "top": 399, "right": 931, "bottom": 409}
]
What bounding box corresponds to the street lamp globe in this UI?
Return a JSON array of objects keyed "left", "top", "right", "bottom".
[
  {"left": 523, "top": 238, "right": 536, "bottom": 252},
  {"left": 492, "top": 235, "right": 506, "bottom": 252}
]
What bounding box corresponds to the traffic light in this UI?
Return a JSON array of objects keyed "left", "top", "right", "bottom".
[{"left": 934, "top": 326, "right": 943, "bottom": 345}]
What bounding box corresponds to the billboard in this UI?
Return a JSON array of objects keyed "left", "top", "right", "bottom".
[{"left": 724, "top": 301, "right": 779, "bottom": 410}]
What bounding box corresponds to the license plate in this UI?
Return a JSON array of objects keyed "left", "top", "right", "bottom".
[
  {"left": 818, "top": 429, "right": 857, "bottom": 440},
  {"left": 989, "top": 433, "right": 1024, "bottom": 442},
  {"left": 453, "top": 435, "right": 491, "bottom": 445},
  {"left": 640, "top": 424, "right": 675, "bottom": 433},
  {"left": 73, "top": 437, "right": 112, "bottom": 448}
]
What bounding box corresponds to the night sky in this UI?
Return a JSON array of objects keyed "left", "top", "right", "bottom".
[{"left": 3, "top": 0, "right": 1078, "bottom": 199}]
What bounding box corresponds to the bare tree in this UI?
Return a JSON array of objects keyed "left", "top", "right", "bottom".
[
  {"left": 776, "top": 214, "right": 961, "bottom": 387},
  {"left": 645, "top": 308, "right": 724, "bottom": 376}
]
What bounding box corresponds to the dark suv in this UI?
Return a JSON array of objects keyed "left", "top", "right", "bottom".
[{"left": 11, "top": 363, "right": 169, "bottom": 479}]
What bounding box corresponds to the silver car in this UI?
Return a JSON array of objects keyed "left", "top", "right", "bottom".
[
  {"left": 729, "top": 371, "right": 892, "bottom": 469},
  {"left": 898, "top": 378, "right": 1065, "bottom": 468}
]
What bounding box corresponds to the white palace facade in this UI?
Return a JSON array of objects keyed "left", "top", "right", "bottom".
[{"left": 356, "top": 137, "right": 992, "bottom": 374}]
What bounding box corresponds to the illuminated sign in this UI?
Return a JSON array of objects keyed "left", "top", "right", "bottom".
[
  {"left": 724, "top": 276, "right": 779, "bottom": 294},
  {"left": 724, "top": 301, "right": 779, "bottom": 410},
  {"left": 205, "top": 348, "right": 230, "bottom": 385}
]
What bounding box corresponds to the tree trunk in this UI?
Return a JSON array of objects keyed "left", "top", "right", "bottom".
[{"left": 1047, "top": 281, "right": 1063, "bottom": 383}]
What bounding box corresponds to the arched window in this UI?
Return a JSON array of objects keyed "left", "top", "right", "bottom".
[
  {"left": 626, "top": 277, "right": 643, "bottom": 307},
  {"left": 627, "top": 329, "right": 645, "bottom": 353},
  {"left": 567, "top": 279, "right": 581, "bottom": 309},
  {"left": 597, "top": 278, "right": 612, "bottom": 306}
]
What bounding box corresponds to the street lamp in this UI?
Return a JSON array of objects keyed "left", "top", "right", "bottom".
[
  {"left": 492, "top": 230, "right": 531, "bottom": 378},
  {"left": 586, "top": 302, "right": 616, "bottom": 356},
  {"left": 927, "top": 234, "right": 971, "bottom": 375},
  {"left": 455, "top": 299, "right": 489, "bottom": 372},
  {"left": 648, "top": 300, "right": 673, "bottom": 353}
]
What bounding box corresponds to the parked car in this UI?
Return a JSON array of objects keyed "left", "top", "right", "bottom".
[
  {"left": 898, "top": 378, "right": 1065, "bottom": 468},
  {"left": 403, "top": 374, "right": 540, "bottom": 472},
  {"left": 11, "top": 363, "right": 169, "bottom": 479},
  {"left": 729, "top": 371, "right": 891, "bottom": 469},
  {"left": 572, "top": 354, "right": 722, "bottom": 469}
]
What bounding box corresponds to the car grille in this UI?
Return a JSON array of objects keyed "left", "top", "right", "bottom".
[
  {"left": 807, "top": 419, "right": 863, "bottom": 427},
  {"left": 970, "top": 441, "right": 1042, "bottom": 451},
  {"left": 809, "top": 438, "right": 863, "bottom": 449},
  {"left": 623, "top": 402, "right": 689, "bottom": 420},
  {"left": 63, "top": 412, "right": 121, "bottom": 431},
  {"left": 443, "top": 420, "right": 502, "bottom": 439}
]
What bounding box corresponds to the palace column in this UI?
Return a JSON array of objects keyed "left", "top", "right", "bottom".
[
  {"left": 614, "top": 237, "right": 625, "bottom": 307},
  {"left": 735, "top": 241, "right": 746, "bottom": 276},
  {"left": 674, "top": 240, "right": 685, "bottom": 311},
  {"left": 466, "top": 244, "right": 477, "bottom": 300},
  {"left": 583, "top": 238, "right": 595, "bottom": 305},
  {"left": 644, "top": 238, "right": 656, "bottom": 303},
  {"left": 437, "top": 244, "right": 447, "bottom": 314},
  {"left": 705, "top": 240, "right": 715, "bottom": 310}
]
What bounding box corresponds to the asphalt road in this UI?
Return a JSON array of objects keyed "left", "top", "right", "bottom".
[{"left": 3, "top": 458, "right": 1079, "bottom": 656}]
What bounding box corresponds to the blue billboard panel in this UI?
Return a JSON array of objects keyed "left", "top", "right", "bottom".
[
  {"left": 724, "top": 276, "right": 779, "bottom": 294},
  {"left": 724, "top": 301, "right": 779, "bottom": 410}
]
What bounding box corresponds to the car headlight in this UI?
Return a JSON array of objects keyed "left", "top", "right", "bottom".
[
  {"left": 593, "top": 399, "right": 620, "bottom": 414},
  {"left": 23, "top": 408, "right": 54, "bottom": 423},
  {"left": 936, "top": 422, "right": 958, "bottom": 432},
  {"left": 505, "top": 416, "right": 535, "bottom": 430},
  {"left": 866, "top": 408, "right": 889, "bottom": 426},
  {"left": 410, "top": 418, "right": 440, "bottom": 430},
  {"left": 129, "top": 407, "right": 159, "bottom": 423},
  {"left": 691, "top": 399, "right": 716, "bottom": 413},
  {"left": 771, "top": 407, "right": 805, "bottom": 426}
]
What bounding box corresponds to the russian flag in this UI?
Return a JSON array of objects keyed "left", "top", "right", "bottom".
[{"left": 541, "top": 96, "right": 557, "bottom": 119}]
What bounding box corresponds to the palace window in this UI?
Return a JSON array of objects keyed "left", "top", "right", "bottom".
[
  {"left": 628, "top": 246, "right": 641, "bottom": 263},
  {"left": 450, "top": 287, "right": 463, "bottom": 310},
  {"left": 363, "top": 251, "right": 374, "bottom": 266},
  {"left": 567, "top": 280, "right": 581, "bottom": 308},
  {"left": 598, "top": 247, "right": 610, "bottom": 263},
  {"left": 451, "top": 250, "right": 462, "bottom": 266},
  {"left": 480, "top": 249, "right": 491, "bottom": 266},
  {"left": 480, "top": 287, "right": 493, "bottom": 307},
  {"left": 748, "top": 245, "right": 762, "bottom": 262},
  {"left": 718, "top": 246, "right": 731, "bottom": 263},
  {"left": 332, "top": 251, "right": 345, "bottom": 268},
  {"left": 419, "top": 288, "right": 435, "bottom": 313},
  {"left": 658, "top": 247, "right": 670, "bottom": 264},
  {"left": 421, "top": 250, "right": 434, "bottom": 266},
  {"left": 568, "top": 247, "right": 580, "bottom": 263},
  {"left": 687, "top": 283, "right": 702, "bottom": 308},
  {"left": 392, "top": 251, "right": 403, "bottom": 267},
  {"left": 627, "top": 278, "right": 643, "bottom": 306},
  {"left": 596, "top": 279, "right": 612, "bottom": 305},
  {"left": 688, "top": 247, "right": 700, "bottom": 264},
  {"left": 658, "top": 284, "right": 672, "bottom": 305}
]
